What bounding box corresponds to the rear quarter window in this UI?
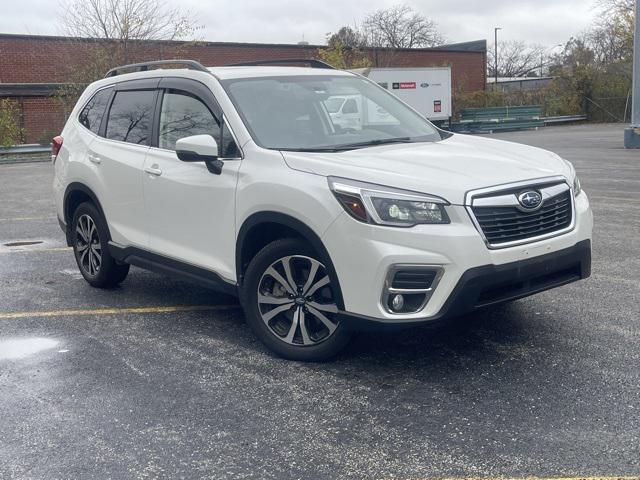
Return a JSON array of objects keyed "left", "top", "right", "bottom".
[
  {"left": 78, "top": 88, "right": 112, "bottom": 134},
  {"left": 105, "top": 90, "right": 156, "bottom": 146}
]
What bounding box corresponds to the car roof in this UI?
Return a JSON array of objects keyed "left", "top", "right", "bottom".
[
  {"left": 207, "top": 66, "right": 354, "bottom": 80},
  {"left": 86, "top": 65, "right": 355, "bottom": 94}
]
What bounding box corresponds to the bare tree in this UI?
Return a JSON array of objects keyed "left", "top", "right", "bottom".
[
  {"left": 327, "top": 26, "right": 367, "bottom": 49},
  {"left": 56, "top": 0, "right": 200, "bottom": 117},
  {"left": 588, "top": 0, "right": 634, "bottom": 66},
  {"left": 61, "top": 0, "right": 198, "bottom": 63},
  {"left": 595, "top": 0, "right": 634, "bottom": 17},
  {"left": 362, "top": 4, "right": 444, "bottom": 49},
  {"left": 487, "top": 40, "right": 548, "bottom": 78},
  {"left": 550, "top": 37, "right": 595, "bottom": 74}
]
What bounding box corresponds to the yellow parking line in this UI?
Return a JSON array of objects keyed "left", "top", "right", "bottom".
[
  {"left": 0, "top": 216, "right": 57, "bottom": 222},
  {"left": 423, "top": 477, "right": 639, "bottom": 480},
  {"left": 407, "top": 477, "right": 639, "bottom": 480},
  {"left": 0, "top": 304, "right": 239, "bottom": 320}
]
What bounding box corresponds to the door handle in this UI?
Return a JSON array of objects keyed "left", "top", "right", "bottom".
[
  {"left": 144, "top": 165, "right": 162, "bottom": 176},
  {"left": 88, "top": 154, "right": 101, "bottom": 164}
]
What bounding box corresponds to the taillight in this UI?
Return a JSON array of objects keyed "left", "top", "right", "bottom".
[{"left": 51, "top": 136, "right": 63, "bottom": 163}]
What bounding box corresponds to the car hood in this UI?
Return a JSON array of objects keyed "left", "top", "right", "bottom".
[{"left": 280, "top": 133, "right": 571, "bottom": 205}]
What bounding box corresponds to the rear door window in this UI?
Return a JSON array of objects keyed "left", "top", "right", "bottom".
[
  {"left": 78, "top": 88, "right": 112, "bottom": 134},
  {"left": 105, "top": 90, "right": 156, "bottom": 145}
]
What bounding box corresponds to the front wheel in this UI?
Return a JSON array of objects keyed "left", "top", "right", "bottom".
[{"left": 242, "top": 238, "right": 352, "bottom": 361}]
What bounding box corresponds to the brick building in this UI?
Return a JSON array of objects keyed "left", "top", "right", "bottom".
[{"left": 0, "top": 33, "right": 486, "bottom": 143}]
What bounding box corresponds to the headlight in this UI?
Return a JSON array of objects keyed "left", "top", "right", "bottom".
[
  {"left": 328, "top": 177, "right": 450, "bottom": 227},
  {"left": 561, "top": 157, "right": 582, "bottom": 197},
  {"left": 573, "top": 175, "right": 581, "bottom": 196}
]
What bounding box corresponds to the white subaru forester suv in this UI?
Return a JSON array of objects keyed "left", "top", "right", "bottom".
[{"left": 52, "top": 59, "right": 593, "bottom": 361}]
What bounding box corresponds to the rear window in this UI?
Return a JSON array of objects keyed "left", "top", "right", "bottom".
[
  {"left": 105, "top": 90, "right": 156, "bottom": 145},
  {"left": 78, "top": 88, "right": 112, "bottom": 134}
]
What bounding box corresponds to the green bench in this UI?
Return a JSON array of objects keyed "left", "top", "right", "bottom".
[{"left": 450, "top": 105, "right": 544, "bottom": 133}]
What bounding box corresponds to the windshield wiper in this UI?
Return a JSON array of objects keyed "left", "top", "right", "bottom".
[
  {"left": 279, "top": 147, "right": 347, "bottom": 152},
  {"left": 278, "top": 137, "right": 415, "bottom": 153},
  {"left": 328, "top": 137, "right": 414, "bottom": 151}
]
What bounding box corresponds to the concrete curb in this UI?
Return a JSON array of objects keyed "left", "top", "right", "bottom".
[{"left": 624, "top": 127, "right": 640, "bottom": 148}]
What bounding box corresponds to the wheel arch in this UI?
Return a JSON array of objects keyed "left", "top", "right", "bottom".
[
  {"left": 236, "top": 212, "right": 344, "bottom": 310},
  {"left": 63, "top": 182, "right": 109, "bottom": 246}
]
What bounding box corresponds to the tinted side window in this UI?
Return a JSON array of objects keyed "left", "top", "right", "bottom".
[
  {"left": 78, "top": 88, "right": 112, "bottom": 134},
  {"left": 105, "top": 90, "right": 156, "bottom": 145},
  {"left": 158, "top": 91, "right": 220, "bottom": 151}
]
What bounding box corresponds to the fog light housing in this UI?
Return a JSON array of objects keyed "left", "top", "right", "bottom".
[
  {"left": 382, "top": 265, "right": 444, "bottom": 314},
  {"left": 391, "top": 294, "right": 405, "bottom": 312}
]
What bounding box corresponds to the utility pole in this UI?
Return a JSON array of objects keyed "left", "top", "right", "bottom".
[
  {"left": 494, "top": 27, "right": 501, "bottom": 89},
  {"left": 625, "top": 0, "right": 640, "bottom": 148}
]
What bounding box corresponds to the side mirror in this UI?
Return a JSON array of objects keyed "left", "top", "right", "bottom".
[{"left": 175, "top": 134, "right": 224, "bottom": 175}]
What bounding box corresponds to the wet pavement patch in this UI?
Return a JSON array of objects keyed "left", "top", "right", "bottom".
[
  {"left": 3, "top": 240, "right": 43, "bottom": 247},
  {"left": 0, "top": 237, "right": 69, "bottom": 254}
]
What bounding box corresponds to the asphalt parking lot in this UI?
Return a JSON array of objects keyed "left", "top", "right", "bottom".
[{"left": 1, "top": 123, "right": 639, "bottom": 479}]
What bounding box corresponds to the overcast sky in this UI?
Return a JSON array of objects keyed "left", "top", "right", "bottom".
[{"left": 0, "top": 0, "right": 598, "bottom": 48}]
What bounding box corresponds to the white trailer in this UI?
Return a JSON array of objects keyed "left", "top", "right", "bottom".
[{"left": 351, "top": 67, "right": 452, "bottom": 124}]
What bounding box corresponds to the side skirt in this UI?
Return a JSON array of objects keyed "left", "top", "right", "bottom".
[{"left": 108, "top": 242, "right": 238, "bottom": 297}]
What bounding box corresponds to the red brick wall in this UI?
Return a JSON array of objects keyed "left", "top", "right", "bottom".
[
  {"left": 19, "top": 97, "right": 65, "bottom": 144},
  {"left": 0, "top": 34, "right": 486, "bottom": 143}
]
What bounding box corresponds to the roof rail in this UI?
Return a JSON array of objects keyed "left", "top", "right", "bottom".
[
  {"left": 226, "top": 58, "right": 335, "bottom": 70},
  {"left": 104, "top": 59, "right": 209, "bottom": 78}
]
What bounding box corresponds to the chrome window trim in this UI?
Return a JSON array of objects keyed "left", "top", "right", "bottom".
[
  {"left": 381, "top": 264, "right": 445, "bottom": 315},
  {"left": 465, "top": 175, "right": 576, "bottom": 250}
]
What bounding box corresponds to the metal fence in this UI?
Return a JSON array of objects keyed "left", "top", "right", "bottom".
[{"left": 0, "top": 144, "right": 50, "bottom": 164}]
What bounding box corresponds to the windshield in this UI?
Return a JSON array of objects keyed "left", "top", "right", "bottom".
[{"left": 221, "top": 74, "right": 445, "bottom": 152}]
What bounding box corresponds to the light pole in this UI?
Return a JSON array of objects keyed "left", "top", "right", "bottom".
[
  {"left": 540, "top": 44, "right": 563, "bottom": 77},
  {"left": 624, "top": 0, "right": 640, "bottom": 148},
  {"left": 494, "top": 27, "right": 502, "bottom": 88}
]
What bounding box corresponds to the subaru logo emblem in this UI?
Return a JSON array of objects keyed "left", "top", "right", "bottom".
[{"left": 518, "top": 190, "right": 543, "bottom": 210}]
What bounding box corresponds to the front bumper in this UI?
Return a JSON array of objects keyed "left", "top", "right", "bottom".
[
  {"left": 338, "top": 239, "right": 591, "bottom": 331},
  {"left": 323, "top": 191, "right": 593, "bottom": 324}
]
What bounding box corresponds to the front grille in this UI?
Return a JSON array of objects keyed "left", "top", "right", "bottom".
[
  {"left": 472, "top": 188, "right": 572, "bottom": 245},
  {"left": 476, "top": 263, "right": 582, "bottom": 306}
]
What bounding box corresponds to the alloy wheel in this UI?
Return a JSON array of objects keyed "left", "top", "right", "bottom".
[
  {"left": 75, "top": 214, "right": 102, "bottom": 277},
  {"left": 257, "top": 255, "right": 339, "bottom": 346}
]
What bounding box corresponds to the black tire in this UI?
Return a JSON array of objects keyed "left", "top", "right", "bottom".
[
  {"left": 71, "top": 202, "right": 130, "bottom": 288},
  {"left": 241, "top": 238, "right": 352, "bottom": 361}
]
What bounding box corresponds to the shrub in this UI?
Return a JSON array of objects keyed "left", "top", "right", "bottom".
[
  {"left": 452, "top": 80, "right": 584, "bottom": 121},
  {"left": 0, "top": 99, "right": 23, "bottom": 147}
]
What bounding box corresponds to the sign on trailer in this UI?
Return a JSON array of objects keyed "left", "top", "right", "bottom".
[{"left": 352, "top": 67, "right": 452, "bottom": 123}]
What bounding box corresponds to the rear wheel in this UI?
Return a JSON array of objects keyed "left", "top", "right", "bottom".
[
  {"left": 242, "top": 238, "right": 351, "bottom": 361},
  {"left": 71, "top": 202, "right": 129, "bottom": 288}
]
